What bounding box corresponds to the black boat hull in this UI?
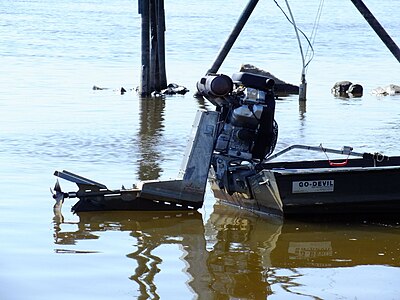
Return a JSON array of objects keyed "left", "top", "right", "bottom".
[{"left": 211, "top": 156, "right": 400, "bottom": 217}]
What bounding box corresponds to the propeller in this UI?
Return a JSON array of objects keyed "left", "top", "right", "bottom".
[{"left": 50, "top": 179, "right": 65, "bottom": 210}]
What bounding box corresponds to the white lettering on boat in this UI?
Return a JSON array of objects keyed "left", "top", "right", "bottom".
[{"left": 292, "top": 180, "right": 334, "bottom": 193}]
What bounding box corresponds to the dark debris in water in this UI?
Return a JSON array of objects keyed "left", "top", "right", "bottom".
[
  {"left": 93, "top": 83, "right": 189, "bottom": 97},
  {"left": 92, "top": 85, "right": 129, "bottom": 95},
  {"left": 54, "top": 248, "right": 101, "bottom": 254}
]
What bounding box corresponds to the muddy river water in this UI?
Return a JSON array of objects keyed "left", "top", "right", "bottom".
[{"left": 1, "top": 0, "right": 400, "bottom": 299}]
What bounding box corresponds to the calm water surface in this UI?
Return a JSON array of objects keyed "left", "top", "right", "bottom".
[{"left": 1, "top": 0, "right": 400, "bottom": 299}]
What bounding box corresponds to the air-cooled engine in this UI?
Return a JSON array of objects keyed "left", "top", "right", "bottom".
[{"left": 197, "top": 72, "right": 278, "bottom": 194}]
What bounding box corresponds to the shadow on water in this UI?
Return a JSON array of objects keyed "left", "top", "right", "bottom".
[{"left": 52, "top": 202, "right": 400, "bottom": 299}]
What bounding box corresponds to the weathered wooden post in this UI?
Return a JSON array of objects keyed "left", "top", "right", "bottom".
[
  {"left": 156, "top": 0, "right": 167, "bottom": 89},
  {"left": 139, "top": 0, "right": 150, "bottom": 96},
  {"left": 149, "top": 0, "right": 158, "bottom": 92},
  {"left": 139, "top": 0, "right": 167, "bottom": 96}
]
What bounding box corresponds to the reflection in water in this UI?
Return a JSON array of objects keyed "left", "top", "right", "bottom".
[
  {"left": 205, "top": 205, "right": 282, "bottom": 299},
  {"left": 53, "top": 204, "right": 400, "bottom": 299},
  {"left": 137, "top": 97, "right": 165, "bottom": 181},
  {"left": 298, "top": 100, "right": 306, "bottom": 120},
  {"left": 124, "top": 211, "right": 211, "bottom": 299},
  {"left": 53, "top": 209, "right": 99, "bottom": 246},
  {"left": 298, "top": 99, "right": 307, "bottom": 141},
  {"left": 205, "top": 203, "right": 400, "bottom": 298},
  {"left": 193, "top": 93, "right": 207, "bottom": 111},
  {"left": 53, "top": 210, "right": 212, "bottom": 299},
  {"left": 194, "top": 93, "right": 214, "bottom": 111}
]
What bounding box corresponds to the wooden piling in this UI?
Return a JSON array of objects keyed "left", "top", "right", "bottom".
[
  {"left": 150, "top": 0, "right": 157, "bottom": 92},
  {"left": 139, "top": 0, "right": 167, "bottom": 96},
  {"left": 139, "top": 0, "right": 150, "bottom": 96},
  {"left": 156, "top": 0, "right": 167, "bottom": 89}
]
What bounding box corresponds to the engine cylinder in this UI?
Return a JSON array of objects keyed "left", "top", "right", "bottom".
[{"left": 231, "top": 105, "right": 263, "bottom": 129}]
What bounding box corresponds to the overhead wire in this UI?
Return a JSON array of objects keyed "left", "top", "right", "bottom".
[
  {"left": 305, "top": 0, "right": 325, "bottom": 74},
  {"left": 273, "top": 0, "right": 325, "bottom": 74}
]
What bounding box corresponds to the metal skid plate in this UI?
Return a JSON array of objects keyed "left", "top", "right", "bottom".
[
  {"left": 53, "top": 110, "right": 219, "bottom": 212},
  {"left": 54, "top": 170, "right": 205, "bottom": 212}
]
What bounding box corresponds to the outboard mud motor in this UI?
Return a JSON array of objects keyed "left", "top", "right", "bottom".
[
  {"left": 197, "top": 72, "right": 278, "bottom": 195},
  {"left": 52, "top": 71, "right": 278, "bottom": 213}
]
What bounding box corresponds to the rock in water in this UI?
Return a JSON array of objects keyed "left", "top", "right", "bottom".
[
  {"left": 161, "top": 83, "right": 189, "bottom": 95},
  {"left": 371, "top": 84, "right": 400, "bottom": 96},
  {"left": 331, "top": 81, "right": 363, "bottom": 98},
  {"left": 347, "top": 83, "right": 363, "bottom": 97},
  {"left": 385, "top": 84, "right": 400, "bottom": 96}
]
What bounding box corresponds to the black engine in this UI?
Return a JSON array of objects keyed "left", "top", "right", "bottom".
[{"left": 197, "top": 72, "right": 278, "bottom": 194}]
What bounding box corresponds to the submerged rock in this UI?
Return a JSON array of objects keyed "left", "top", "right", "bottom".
[
  {"left": 151, "top": 83, "right": 189, "bottom": 97},
  {"left": 239, "top": 64, "right": 299, "bottom": 96},
  {"left": 331, "top": 81, "right": 352, "bottom": 95},
  {"left": 372, "top": 84, "right": 400, "bottom": 96},
  {"left": 386, "top": 84, "right": 400, "bottom": 95},
  {"left": 161, "top": 83, "right": 189, "bottom": 95},
  {"left": 347, "top": 83, "right": 363, "bottom": 97},
  {"left": 331, "top": 81, "right": 363, "bottom": 98}
]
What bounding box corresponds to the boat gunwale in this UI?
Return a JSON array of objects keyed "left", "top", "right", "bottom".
[{"left": 269, "top": 164, "right": 400, "bottom": 175}]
